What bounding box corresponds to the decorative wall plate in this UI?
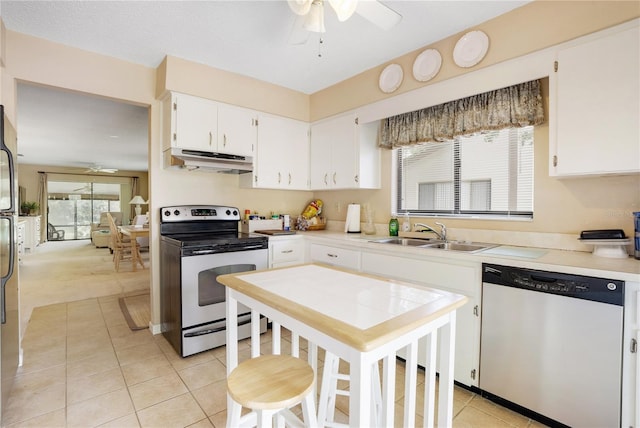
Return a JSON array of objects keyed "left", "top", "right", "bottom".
[
  {"left": 412, "top": 48, "right": 442, "bottom": 82},
  {"left": 453, "top": 30, "right": 489, "bottom": 68},
  {"left": 379, "top": 63, "right": 403, "bottom": 93}
]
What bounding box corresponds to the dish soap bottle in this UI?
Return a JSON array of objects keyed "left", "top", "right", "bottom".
[
  {"left": 402, "top": 212, "right": 411, "bottom": 232},
  {"left": 389, "top": 217, "right": 399, "bottom": 236}
]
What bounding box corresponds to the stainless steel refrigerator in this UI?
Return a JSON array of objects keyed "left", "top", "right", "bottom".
[{"left": 0, "top": 104, "right": 19, "bottom": 421}]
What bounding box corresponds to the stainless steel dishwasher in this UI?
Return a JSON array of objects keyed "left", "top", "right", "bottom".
[{"left": 480, "top": 263, "right": 624, "bottom": 428}]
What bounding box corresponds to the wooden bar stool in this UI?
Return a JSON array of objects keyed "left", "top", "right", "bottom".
[{"left": 227, "top": 354, "right": 317, "bottom": 428}]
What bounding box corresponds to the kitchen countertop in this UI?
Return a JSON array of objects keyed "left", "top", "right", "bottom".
[{"left": 279, "top": 230, "right": 640, "bottom": 282}]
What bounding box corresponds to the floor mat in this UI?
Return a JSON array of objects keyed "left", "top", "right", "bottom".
[{"left": 119, "top": 292, "right": 150, "bottom": 331}]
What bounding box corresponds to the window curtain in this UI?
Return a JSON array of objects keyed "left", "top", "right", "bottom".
[
  {"left": 37, "top": 172, "right": 48, "bottom": 242},
  {"left": 378, "top": 79, "right": 545, "bottom": 149}
]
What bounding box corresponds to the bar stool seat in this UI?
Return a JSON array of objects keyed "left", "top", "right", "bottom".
[{"left": 227, "top": 354, "right": 317, "bottom": 428}]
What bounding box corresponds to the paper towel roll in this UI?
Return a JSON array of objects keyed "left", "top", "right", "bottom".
[{"left": 345, "top": 204, "right": 361, "bottom": 233}]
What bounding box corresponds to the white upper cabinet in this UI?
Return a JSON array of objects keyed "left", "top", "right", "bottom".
[
  {"left": 165, "top": 92, "right": 256, "bottom": 157},
  {"left": 169, "top": 92, "right": 218, "bottom": 152},
  {"left": 245, "top": 113, "right": 309, "bottom": 190},
  {"left": 309, "top": 112, "right": 381, "bottom": 190},
  {"left": 550, "top": 22, "right": 639, "bottom": 177},
  {"left": 217, "top": 104, "right": 257, "bottom": 157}
]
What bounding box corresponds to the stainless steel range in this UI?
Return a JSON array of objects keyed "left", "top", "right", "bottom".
[{"left": 160, "top": 205, "right": 268, "bottom": 357}]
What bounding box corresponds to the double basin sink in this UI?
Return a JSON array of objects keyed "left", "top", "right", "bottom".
[{"left": 370, "top": 237, "right": 495, "bottom": 253}]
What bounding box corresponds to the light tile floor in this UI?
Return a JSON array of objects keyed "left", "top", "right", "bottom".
[{"left": 5, "top": 240, "right": 548, "bottom": 427}]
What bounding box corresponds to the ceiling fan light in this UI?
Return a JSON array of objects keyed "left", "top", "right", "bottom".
[
  {"left": 328, "top": 0, "right": 358, "bottom": 22},
  {"left": 303, "top": 1, "right": 326, "bottom": 33},
  {"left": 288, "top": 0, "right": 313, "bottom": 16}
]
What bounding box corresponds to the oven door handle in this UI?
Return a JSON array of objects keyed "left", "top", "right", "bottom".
[{"left": 184, "top": 317, "right": 254, "bottom": 338}]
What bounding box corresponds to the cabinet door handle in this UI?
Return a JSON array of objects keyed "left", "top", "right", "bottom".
[
  {"left": 332, "top": 172, "right": 337, "bottom": 185},
  {"left": 278, "top": 172, "right": 281, "bottom": 184},
  {"left": 223, "top": 134, "right": 227, "bottom": 147},
  {"left": 327, "top": 253, "right": 338, "bottom": 258},
  {"left": 288, "top": 173, "right": 292, "bottom": 185},
  {"left": 209, "top": 131, "right": 213, "bottom": 147},
  {"left": 281, "top": 250, "right": 293, "bottom": 254},
  {"left": 354, "top": 174, "right": 359, "bottom": 183},
  {"left": 324, "top": 173, "right": 328, "bottom": 185}
]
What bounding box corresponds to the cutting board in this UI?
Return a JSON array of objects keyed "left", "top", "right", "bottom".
[{"left": 254, "top": 230, "right": 297, "bottom": 236}]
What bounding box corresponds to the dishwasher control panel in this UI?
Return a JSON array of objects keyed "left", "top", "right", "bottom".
[{"left": 482, "top": 263, "right": 624, "bottom": 306}]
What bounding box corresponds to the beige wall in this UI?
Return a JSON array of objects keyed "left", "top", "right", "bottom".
[
  {"left": 2, "top": 1, "right": 639, "bottom": 330},
  {"left": 312, "top": 2, "right": 640, "bottom": 240},
  {"left": 158, "top": 56, "right": 310, "bottom": 122},
  {"left": 310, "top": 1, "right": 640, "bottom": 120}
]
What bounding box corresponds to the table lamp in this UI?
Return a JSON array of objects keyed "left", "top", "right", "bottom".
[{"left": 129, "top": 195, "right": 147, "bottom": 217}]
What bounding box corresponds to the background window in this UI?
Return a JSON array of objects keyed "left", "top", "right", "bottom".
[
  {"left": 396, "top": 126, "right": 534, "bottom": 218},
  {"left": 48, "top": 182, "right": 121, "bottom": 240}
]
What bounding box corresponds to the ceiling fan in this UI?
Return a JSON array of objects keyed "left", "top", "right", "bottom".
[
  {"left": 72, "top": 184, "right": 90, "bottom": 193},
  {"left": 84, "top": 164, "right": 118, "bottom": 174},
  {"left": 287, "top": 0, "right": 402, "bottom": 44}
]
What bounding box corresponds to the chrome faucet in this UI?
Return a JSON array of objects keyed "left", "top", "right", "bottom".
[{"left": 413, "top": 222, "right": 447, "bottom": 241}]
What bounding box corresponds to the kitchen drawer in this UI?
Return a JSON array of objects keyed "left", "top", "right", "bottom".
[
  {"left": 270, "top": 239, "right": 304, "bottom": 267},
  {"left": 309, "top": 243, "right": 360, "bottom": 270}
]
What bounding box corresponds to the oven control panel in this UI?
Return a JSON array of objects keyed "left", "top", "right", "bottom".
[{"left": 161, "top": 205, "right": 240, "bottom": 222}]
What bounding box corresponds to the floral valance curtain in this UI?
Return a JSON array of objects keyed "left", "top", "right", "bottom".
[{"left": 378, "top": 79, "right": 545, "bottom": 149}]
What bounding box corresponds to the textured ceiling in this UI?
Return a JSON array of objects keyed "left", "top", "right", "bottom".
[{"left": 2, "top": 0, "right": 530, "bottom": 172}]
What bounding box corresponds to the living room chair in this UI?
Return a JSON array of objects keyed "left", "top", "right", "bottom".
[
  {"left": 91, "top": 212, "right": 122, "bottom": 240},
  {"left": 47, "top": 223, "right": 65, "bottom": 241},
  {"left": 106, "top": 212, "right": 143, "bottom": 272}
]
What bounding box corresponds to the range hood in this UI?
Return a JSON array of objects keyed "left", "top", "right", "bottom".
[{"left": 164, "top": 147, "right": 253, "bottom": 174}]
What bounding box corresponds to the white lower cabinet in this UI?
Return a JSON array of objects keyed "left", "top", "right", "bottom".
[
  {"left": 19, "top": 216, "right": 41, "bottom": 251},
  {"left": 308, "top": 243, "right": 360, "bottom": 270},
  {"left": 622, "top": 281, "right": 639, "bottom": 427},
  {"left": 269, "top": 237, "right": 305, "bottom": 269},
  {"left": 361, "top": 251, "right": 482, "bottom": 387}
]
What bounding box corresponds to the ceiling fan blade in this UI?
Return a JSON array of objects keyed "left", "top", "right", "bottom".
[
  {"left": 84, "top": 164, "right": 118, "bottom": 173},
  {"left": 288, "top": 14, "right": 310, "bottom": 45},
  {"left": 355, "top": 0, "right": 402, "bottom": 31},
  {"left": 288, "top": 0, "right": 313, "bottom": 15}
]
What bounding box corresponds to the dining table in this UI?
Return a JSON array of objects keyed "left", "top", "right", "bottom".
[
  {"left": 118, "top": 225, "right": 149, "bottom": 271},
  {"left": 219, "top": 263, "right": 468, "bottom": 427}
]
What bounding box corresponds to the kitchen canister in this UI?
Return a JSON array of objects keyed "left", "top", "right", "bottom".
[{"left": 634, "top": 212, "right": 640, "bottom": 259}]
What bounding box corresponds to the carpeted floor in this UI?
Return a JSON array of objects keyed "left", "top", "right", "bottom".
[{"left": 19, "top": 239, "right": 150, "bottom": 338}]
